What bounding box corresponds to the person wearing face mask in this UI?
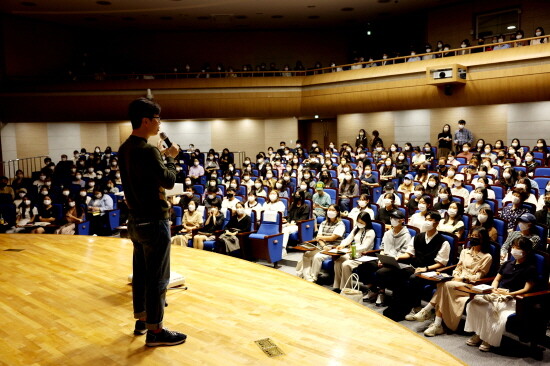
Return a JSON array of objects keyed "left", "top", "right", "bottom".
[
  {"left": 398, "top": 174, "right": 415, "bottom": 203},
  {"left": 411, "top": 147, "right": 427, "bottom": 168},
  {"left": 13, "top": 188, "right": 28, "bottom": 207},
  {"left": 437, "top": 124, "right": 453, "bottom": 158},
  {"left": 221, "top": 188, "right": 239, "bottom": 211},
  {"left": 178, "top": 186, "right": 201, "bottom": 212},
  {"left": 436, "top": 201, "right": 465, "bottom": 237},
  {"left": 453, "top": 120, "right": 473, "bottom": 154},
  {"left": 359, "top": 210, "right": 411, "bottom": 306},
  {"left": 465, "top": 237, "right": 537, "bottom": 352},
  {"left": 409, "top": 196, "right": 433, "bottom": 232},
  {"left": 500, "top": 189, "right": 531, "bottom": 231},
  {"left": 273, "top": 179, "right": 289, "bottom": 199},
  {"left": 249, "top": 179, "right": 267, "bottom": 198},
  {"left": 187, "top": 159, "right": 205, "bottom": 185},
  {"left": 312, "top": 182, "right": 332, "bottom": 219},
  {"left": 103, "top": 179, "right": 119, "bottom": 195},
  {"left": 348, "top": 194, "right": 375, "bottom": 222},
  {"left": 410, "top": 227, "right": 492, "bottom": 337},
  {"left": 376, "top": 193, "right": 398, "bottom": 227},
  {"left": 296, "top": 179, "right": 313, "bottom": 200},
  {"left": 204, "top": 154, "right": 220, "bottom": 177},
  {"left": 393, "top": 152, "right": 408, "bottom": 182},
  {"left": 193, "top": 204, "right": 225, "bottom": 250},
  {"left": 466, "top": 188, "right": 490, "bottom": 226},
  {"left": 407, "top": 49, "right": 421, "bottom": 62},
  {"left": 214, "top": 202, "right": 251, "bottom": 254},
  {"left": 0, "top": 176, "right": 14, "bottom": 201},
  {"left": 31, "top": 195, "right": 57, "bottom": 234},
  {"left": 359, "top": 165, "right": 378, "bottom": 196},
  {"left": 376, "top": 182, "right": 402, "bottom": 207},
  {"left": 296, "top": 205, "right": 345, "bottom": 282},
  {"left": 355, "top": 129, "right": 368, "bottom": 148},
  {"left": 467, "top": 177, "right": 494, "bottom": 204},
  {"left": 457, "top": 142, "right": 474, "bottom": 162},
  {"left": 501, "top": 178, "right": 537, "bottom": 206},
  {"left": 499, "top": 213, "right": 541, "bottom": 265},
  {"left": 440, "top": 165, "right": 456, "bottom": 187},
  {"left": 498, "top": 167, "right": 517, "bottom": 191},
  {"left": 240, "top": 173, "right": 254, "bottom": 194},
  {"left": 55, "top": 198, "right": 85, "bottom": 235},
  {"left": 425, "top": 175, "right": 441, "bottom": 197},
  {"left": 338, "top": 172, "right": 359, "bottom": 213},
  {"left": 492, "top": 34, "right": 510, "bottom": 51},
  {"left": 521, "top": 152, "right": 539, "bottom": 177},
  {"left": 10, "top": 170, "right": 31, "bottom": 192},
  {"left": 457, "top": 39, "right": 471, "bottom": 55},
  {"left": 535, "top": 191, "right": 550, "bottom": 231},
  {"left": 244, "top": 192, "right": 264, "bottom": 219},
  {"left": 532, "top": 138, "right": 549, "bottom": 158},
  {"left": 446, "top": 152, "right": 460, "bottom": 167},
  {"left": 263, "top": 190, "right": 286, "bottom": 214},
  {"left": 88, "top": 189, "right": 114, "bottom": 235},
  {"left": 281, "top": 191, "right": 311, "bottom": 253},
  {"left": 433, "top": 186, "right": 453, "bottom": 211},
  {"left": 422, "top": 43, "right": 434, "bottom": 60},
  {"left": 370, "top": 130, "right": 383, "bottom": 150},
  {"left": 6, "top": 195, "right": 38, "bottom": 233},
  {"left": 318, "top": 170, "right": 335, "bottom": 188},
  {"left": 332, "top": 212, "right": 376, "bottom": 291},
  {"left": 379, "top": 158, "right": 396, "bottom": 189},
  {"left": 203, "top": 186, "right": 222, "bottom": 209},
  {"left": 530, "top": 26, "right": 548, "bottom": 45},
  {"left": 33, "top": 173, "right": 47, "bottom": 189},
  {"left": 383, "top": 211, "right": 450, "bottom": 321},
  {"left": 406, "top": 185, "right": 425, "bottom": 215},
  {"left": 262, "top": 171, "right": 277, "bottom": 190}
]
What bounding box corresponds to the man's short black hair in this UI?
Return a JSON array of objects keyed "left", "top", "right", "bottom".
[
  {"left": 426, "top": 211, "right": 442, "bottom": 222},
  {"left": 458, "top": 119, "right": 466, "bottom": 125},
  {"left": 128, "top": 97, "right": 161, "bottom": 130}
]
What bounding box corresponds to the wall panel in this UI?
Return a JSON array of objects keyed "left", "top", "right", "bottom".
[
  {"left": 47, "top": 123, "right": 81, "bottom": 160},
  {"left": 15, "top": 123, "right": 48, "bottom": 159}
]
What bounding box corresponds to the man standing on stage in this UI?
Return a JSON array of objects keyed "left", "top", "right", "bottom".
[{"left": 119, "top": 97, "right": 186, "bottom": 347}]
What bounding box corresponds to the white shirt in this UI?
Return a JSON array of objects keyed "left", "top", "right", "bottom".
[
  {"left": 340, "top": 227, "right": 375, "bottom": 252},
  {"left": 221, "top": 198, "right": 239, "bottom": 210},
  {"left": 408, "top": 212, "right": 427, "bottom": 232},
  {"left": 405, "top": 231, "right": 450, "bottom": 266},
  {"left": 263, "top": 201, "right": 286, "bottom": 213},
  {"left": 347, "top": 207, "right": 375, "bottom": 222}
]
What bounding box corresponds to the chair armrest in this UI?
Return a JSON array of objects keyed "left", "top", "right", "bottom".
[
  {"left": 515, "top": 289, "right": 550, "bottom": 300},
  {"left": 469, "top": 276, "right": 495, "bottom": 285},
  {"left": 437, "top": 264, "right": 457, "bottom": 273},
  {"left": 362, "top": 249, "right": 382, "bottom": 255}
]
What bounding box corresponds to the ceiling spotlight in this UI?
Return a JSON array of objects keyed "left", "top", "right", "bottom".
[
  {"left": 507, "top": 25, "right": 517, "bottom": 30},
  {"left": 367, "top": 30, "right": 372, "bottom": 36},
  {"left": 314, "top": 115, "right": 319, "bottom": 119}
]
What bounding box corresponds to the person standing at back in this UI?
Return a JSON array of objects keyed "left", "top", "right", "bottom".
[
  {"left": 453, "top": 120, "right": 473, "bottom": 153},
  {"left": 118, "top": 97, "right": 187, "bottom": 347}
]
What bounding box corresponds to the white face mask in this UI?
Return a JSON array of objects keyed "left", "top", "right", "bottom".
[
  {"left": 398, "top": 156, "right": 405, "bottom": 161},
  {"left": 376, "top": 147, "right": 383, "bottom": 152},
  {"left": 511, "top": 248, "right": 524, "bottom": 260},
  {"left": 390, "top": 147, "right": 396, "bottom": 152},
  {"left": 525, "top": 156, "right": 533, "bottom": 162},
  {"left": 283, "top": 176, "right": 290, "bottom": 181},
  {"left": 390, "top": 218, "right": 401, "bottom": 227},
  {"left": 474, "top": 193, "right": 483, "bottom": 201},
  {"left": 518, "top": 222, "right": 530, "bottom": 231},
  {"left": 230, "top": 183, "right": 237, "bottom": 189},
  {"left": 475, "top": 182, "right": 485, "bottom": 189},
  {"left": 358, "top": 200, "right": 367, "bottom": 208},
  {"left": 454, "top": 180, "right": 462, "bottom": 187},
  {"left": 418, "top": 203, "right": 427, "bottom": 212},
  {"left": 478, "top": 214, "right": 488, "bottom": 223},
  {"left": 512, "top": 196, "right": 521, "bottom": 205},
  {"left": 327, "top": 210, "right": 337, "bottom": 219},
  {"left": 248, "top": 196, "right": 255, "bottom": 202},
  {"left": 208, "top": 194, "right": 215, "bottom": 200},
  {"left": 275, "top": 183, "right": 283, "bottom": 189},
  {"left": 439, "top": 194, "right": 449, "bottom": 201},
  {"left": 266, "top": 174, "right": 273, "bottom": 179},
  {"left": 503, "top": 172, "right": 511, "bottom": 179},
  {"left": 383, "top": 198, "right": 392, "bottom": 207},
  {"left": 447, "top": 171, "right": 455, "bottom": 177},
  {"left": 515, "top": 183, "right": 526, "bottom": 190},
  {"left": 536, "top": 31, "right": 542, "bottom": 37},
  {"left": 428, "top": 181, "right": 436, "bottom": 188},
  {"left": 356, "top": 222, "right": 366, "bottom": 229},
  {"left": 63, "top": 191, "right": 70, "bottom": 196},
  {"left": 254, "top": 183, "right": 262, "bottom": 189},
  {"left": 269, "top": 194, "right": 278, "bottom": 202},
  {"left": 25, "top": 200, "right": 31, "bottom": 205},
  {"left": 448, "top": 208, "right": 457, "bottom": 217},
  {"left": 300, "top": 184, "right": 307, "bottom": 190},
  {"left": 478, "top": 171, "right": 486, "bottom": 177},
  {"left": 422, "top": 221, "right": 434, "bottom": 232},
  {"left": 463, "top": 147, "right": 469, "bottom": 152},
  {"left": 188, "top": 205, "right": 196, "bottom": 212},
  {"left": 237, "top": 208, "right": 245, "bottom": 215},
  {"left": 80, "top": 191, "right": 87, "bottom": 197},
  {"left": 69, "top": 201, "right": 76, "bottom": 207},
  {"left": 43, "top": 200, "right": 51, "bottom": 205},
  {"left": 303, "top": 174, "right": 310, "bottom": 179}
]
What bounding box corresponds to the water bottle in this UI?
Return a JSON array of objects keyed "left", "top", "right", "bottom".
[{"left": 351, "top": 243, "right": 356, "bottom": 259}]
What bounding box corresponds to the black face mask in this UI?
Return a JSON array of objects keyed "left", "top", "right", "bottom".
[
  {"left": 0, "top": 182, "right": 6, "bottom": 188},
  {"left": 469, "top": 238, "right": 481, "bottom": 246},
  {"left": 227, "top": 194, "right": 234, "bottom": 198}
]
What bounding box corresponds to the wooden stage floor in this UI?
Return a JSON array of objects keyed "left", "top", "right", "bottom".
[{"left": 0, "top": 234, "right": 465, "bottom": 366}]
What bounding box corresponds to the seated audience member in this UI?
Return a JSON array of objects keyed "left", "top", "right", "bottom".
[
  {"left": 215, "top": 202, "right": 251, "bottom": 254},
  {"left": 447, "top": 152, "right": 461, "bottom": 167},
  {"left": 535, "top": 191, "right": 550, "bottom": 232},
  {"left": 464, "top": 237, "right": 537, "bottom": 352},
  {"left": 0, "top": 176, "right": 14, "bottom": 201},
  {"left": 415, "top": 164, "right": 430, "bottom": 187},
  {"left": 411, "top": 147, "right": 427, "bottom": 168},
  {"left": 312, "top": 182, "right": 331, "bottom": 219},
  {"left": 171, "top": 201, "right": 203, "bottom": 246},
  {"left": 262, "top": 171, "right": 277, "bottom": 190},
  {"left": 221, "top": 188, "right": 239, "bottom": 210},
  {"left": 536, "top": 186, "right": 550, "bottom": 211},
  {"left": 467, "top": 177, "right": 495, "bottom": 204},
  {"left": 263, "top": 189, "right": 286, "bottom": 214},
  {"left": 377, "top": 193, "right": 399, "bottom": 226},
  {"left": 406, "top": 184, "right": 425, "bottom": 215},
  {"left": 250, "top": 180, "right": 267, "bottom": 198},
  {"left": 7, "top": 196, "right": 38, "bottom": 233},
  {"left": 281, "top": 191, "right": 311, "bottom": 253},
  {"left": 530, "top": 26, "right": 548, "bottom": 45},
  {"left": 425, "top": 175, "right": 441, "bottom": 197},
  {"left": 472, "top": 208, "right": 498, "bottom": 242},
  {"left": 522, "top": 152, "right": 539, "bottom": 177},
  {"left": 498, "top": 167, "right": 517, "bottom": 192},
  {"left": 376, "top": 182, "right": 401, "bottom": 207},
  {"left": 500, "top": 188, "right": 531, "bottom": 230},
  {"left": 457, "top": 143, "right": 473, "bottom": 161},
  {"left": 501, "top": 178, "right": 537, "bottom": 206},
  {"left": 31, "top": 195, "right": 56, "bottom": 234},
  {"left": 465, "top": 188, "right": 490, "bottom": 226},
  {"left": 332, "top": 212, "right": 376, "bottom": 290},
  {"left": 274, "top": 179, "right": 289, "bottom": 198},
  {"left": 347, "top": 194, "right": 375, "bottom": 221},
  {"left": 192, "top": 204, "right": 225, "bottom": 250},
  {"left": 408, "top": 227, "right": 492, "bottom": 337},
  {"left": 409, "top": 196, "right": 433, "bottom": 232},
  {"left": 532, "top": 138, "right": 549, "bottom": 157},
  {"left": 398, "top": 174, "right": 415, "bottom": 203},
  {"left": 240, "top": 172, "right": 254, "bottom": 194},
  {"left": 55, "top": 198, "right": 85, "bottom": 235},
  {"left": 359, "top": 210, "right": 411, "bottom": 306},
  {"left": 339, "top": 171, "right": 359, "bottom": 212},
  {"left": 449, "top": 174, "right": 468, "bottom": 205},
  {"left": 436, "top": 201, "right": 465, "bottom": 237},
  {"left": 296, "top": 205, "right": 345, "bottom": 282},
  {"left": 244, "top": 192, "right": 263, "bottom": 218},
  {"left": 499, "top": 213, "right": 541, "bottom": 263},
  {"left": 88, "top": 189, "right": 114, "bottom": 235},
  {"left": 382, "top": 211, "right": 450, "bottom": 321},
  {"left": 379, "top": 157, "right": 396, "bottom": 188},
  {"left": 359, "top": 165, "right": 378, "bottom": 196},
  {"left": 179, "top": 186, "right": 201, "bottom": 211},
  {"left": 492, "top": 34, "right": 511, "bottom": 50},
  {"left": 10, "top": 170, "right": 31, "bottom": 192},
  {"left": 14, "top": 188, "right": 27, "bottom": 207},
  {"left": 434, "top": 186, "right": 453, "bottom": 211}
]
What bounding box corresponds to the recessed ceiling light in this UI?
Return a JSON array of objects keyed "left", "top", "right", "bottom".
[
  {"left": 341, "top": 8, "right": 354, "bottom": 11},
  {"left": 308, "top": 15, "right": 320, "bottom": 19},
  {"left": 160, "top": 16, "right": 173, "bottom": 20},
  {"left": 271, "top": 15, "right": 284, "bottom": 19},
  {"left": 507, "top": 25, "right": 517, "bottom": 30},
  {"left": 20, "top": 1, "right": 37, "bottom": 6},
  {"left": 96, "top": 1, "right": 111, "bottom": 5}
]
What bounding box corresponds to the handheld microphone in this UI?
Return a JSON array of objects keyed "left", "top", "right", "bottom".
[{"left": 159, "top": 132, "right": 173, "bottom": 148}]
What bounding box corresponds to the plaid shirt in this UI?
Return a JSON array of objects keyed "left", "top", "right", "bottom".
[{"left": 454, "top": 128, "right": 473, "bottom": 146}]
